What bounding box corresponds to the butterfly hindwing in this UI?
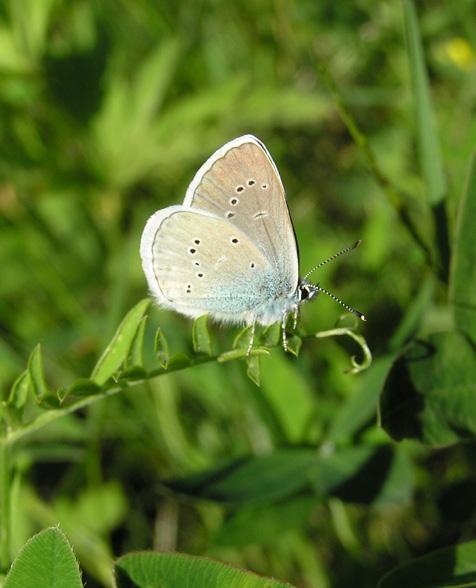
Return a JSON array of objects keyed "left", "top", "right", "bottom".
[{"left": 141, "top": 206, "right": 276, "bottom": 322}]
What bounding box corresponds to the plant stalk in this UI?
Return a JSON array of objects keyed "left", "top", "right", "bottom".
[{"left": 0, "top": 440, "right": 10, "bottom": 574}]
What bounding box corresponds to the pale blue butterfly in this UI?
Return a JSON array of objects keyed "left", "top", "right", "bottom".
[{"left": 140, "top": 135, "right": 365, "bottom": 351}]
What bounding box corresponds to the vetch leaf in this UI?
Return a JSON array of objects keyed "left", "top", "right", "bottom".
[
  {"left": 246, "top": 354, "right": 261, "bottom": 386},
  {"left": 286, "top": 335, "right": 302, "bottom": 357},
  {"left": 166, "top": 353, "right": 191, "bottom": 370},
  {"left": 6, "top": 370, "right": 30, "bottom": 410},
  {"left": 378, "top": 539, "right": 476, "bottom": 588},
  {"left": 154, "top": 326, "right": 169, "bottom": 368},
  {"left": 192, "top": 315, "right": 212, "bottom": 356},
  {"left": 381, "top": 330, "right": 476, "bottom": 446},
  {"left": 125, "top": 315, "right": 147, "bottom": 369},
  {"left": 91, "top": 299, "right": 150, "bottom": 385},
  {"left": 450, "top": 151, "right": 476, "bottom": 344},
  {"left": 4, "top": 527, "right": 83, "bottom": 588},
  {"left": 115, "top": 552, "right": 295, "bottom": 588},
  {"left": 59, "top": 378, "right": 101, "bottom": 402},
  {"left": 27, "top": 345, "right": 50, "bottom": 401}
]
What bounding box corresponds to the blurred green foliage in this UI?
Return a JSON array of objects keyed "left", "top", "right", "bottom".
[{"left": 1, "top": 0, "right": 476, "bottom": 586}]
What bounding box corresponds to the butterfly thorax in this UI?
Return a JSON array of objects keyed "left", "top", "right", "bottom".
[{"left": 253, "top": 279, "right": 318, "bottom": 326}]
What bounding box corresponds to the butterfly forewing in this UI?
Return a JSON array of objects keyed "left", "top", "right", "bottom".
[
  {"left": 142, "top": 206, "right": 278, "bottom": 321},
  {"left": 184, "top": 136, "right": 299, "bottom": 294}
]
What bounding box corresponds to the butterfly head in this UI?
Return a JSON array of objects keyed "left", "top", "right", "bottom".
[{"left": 297, "top": 281, "right": 319, "bottom": 304}]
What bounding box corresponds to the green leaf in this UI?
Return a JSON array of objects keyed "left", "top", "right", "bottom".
[
  {"left": 218, "top": 347, "right": 270, "bottom": 363},
  {"left": 166, "top": 353, "right": 191, "bottom": 370},
  {"left": 91, "top": 299, "right": 151, "bottom": 385},
  {"left": 261, "top": 322, "right": 281, "bottom": 346},
  {"left": 59, "top": 378, "right": 101, "bottom": 402},
  {"left": 192, "top": 315, "right": 212, "bottom": 356},
  {"left": 403, "top": 0, "right": 445, "bottom": 206},
  {"left": 326, "top": 355, "right": 397, "bottom": 443},
  {"left": 27, "top": 345, "right": 50, "bottom": 401},
  {"left": 167, "top": 449, "right": 318, "bottom": 504},
  {"left": 154, "top": 326, "right": 169, "bottom": 368},
  {"left": 286, "top": 335, "right": 302, "bottom": 357},
  {"left": 310, "top": 446, "right": 413, "bottom": 507},
  {"left": 215, "top": 497, "right": 315, "bottom": 548},
  {"left": 6, "top": 370, "right": 30, "bottom": 410},
  {"left": 125, "top": 315, "right": 148, "bottom": 369},
  {"left": 233, "top": 325, "right": 254, "bottom": 349},
  {"left": 378, "top": 539, "right": 476, "bottom": 588},
  {"left": 4, "top": 527, "right": 83, "bottom": 588},
  {"left": 260, "top": 353, "right": 316, "bottom": 443},
  {"left": 115, "top": 552, "right": 296, "bottom": 588},
  {"left": 326, "top": 277, "right": 434, "bottom": 443},
  {"left": 246, "top": 354, "right": 261, "bottom": 386},
  {"left": 450, "top": 151, "right": 476, "bottom": 344},
  {"left": 381, "top": 330, "right": 476, "bottom": 446}
]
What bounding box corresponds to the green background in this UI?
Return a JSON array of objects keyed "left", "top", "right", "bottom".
[{"left": 1, "top": 0, "right": 476, "bottom": 586}]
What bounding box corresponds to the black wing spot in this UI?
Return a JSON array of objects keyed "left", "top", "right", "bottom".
[
  {"left": 253, "top": 211, "right": 268, "bottom": 219},
  {"left": 230, "top": 198, "right": 239, "bottom": 206},
  {"left": 236, "top": 185, "right": 244, "bottom": 193},
  {"left": 250, "top": 262, "right": 255, "bottom": 269},
  {"left": 194, "top": 261, "right": 200, "bottom": 266},
  {"left": 226, "top": 211, "right": 235, "bottom": 218},
  {"left": 189, "top": 248, "right": 196, "bottom": 254},
  {"left": 261, "top": 183, "right": 268, "bottom": 190},
  {"left": 247, "top": 179, "right": 255, "bottom": 186},
  {"left": 231, "top": 238, "right": 239, "bottom": 244},
  {"left": 197, "top": 273, "right": 204, "bottom": 278},
  {"left": 194, "top": 239, "right": 201, "bottom": 245}
]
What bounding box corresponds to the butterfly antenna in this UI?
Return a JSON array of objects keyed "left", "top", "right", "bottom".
[
  {"left": 303, "top": 240, "right": 362, "bottom": 281},
  {"left": 315, "top": 284, "right": 366, "bottom": 321}
]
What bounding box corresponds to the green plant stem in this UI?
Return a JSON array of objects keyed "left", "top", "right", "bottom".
[
  {"left": 317, "top": 62, "right": 434, "bottom": 269},
  {"left": 0, "top": 440, "right": 10, "bottom": 573},
  {"left": 5, "top": 328, "right": 370, "bottom": 447}
]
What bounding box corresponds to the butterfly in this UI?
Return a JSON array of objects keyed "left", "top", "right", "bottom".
[{"left": 140, "top": 135, "right": 365, "bottom": 352}]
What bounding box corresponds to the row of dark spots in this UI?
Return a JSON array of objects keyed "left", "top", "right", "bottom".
[{"left": 234, "top": 179, "right": 268, "bottom": 194}]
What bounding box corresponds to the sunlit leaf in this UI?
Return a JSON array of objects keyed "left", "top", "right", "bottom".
[
  {"left": 115, "top": 552, "right": 295, "bottom": 588},
  {"left": 125, "top": 315, "right": 148, "bottom": 369},
  {"left": 286, "top": 335, "right": 302, "bottom": 357},
  {"left": 154, "top": 327, "right": 169, "bottom": 368},
  {"left": 4, "top": 527, "right": 83, "bottom": 588},
  {"left": 91, "top": 299, "right": 151, "bottom": 385},
  {"left": 192, "top": 315, "right": 212, "bottom": 356},
  {"left": 246, "top": 355, "right": 261, "bottom": 386},
  {"left": 27, "top": 345, "right": 49, "bottom": 401}
]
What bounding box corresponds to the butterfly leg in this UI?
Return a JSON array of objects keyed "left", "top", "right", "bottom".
[
  {"left": 246, "top": 321, "right": 256, "bottom": 356},
  {"left": 292, "top": 305, "right": 299, "bottom": 331},
  {"left": 281, "top": 312, "right": 289, "bottom": 352}
]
